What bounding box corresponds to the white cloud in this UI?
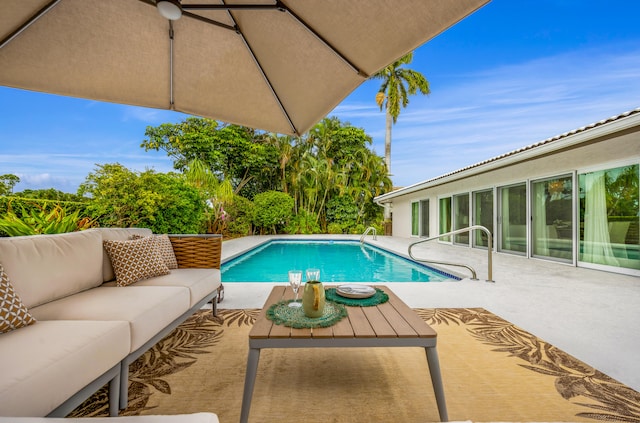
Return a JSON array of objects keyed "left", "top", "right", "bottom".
[
  {"left": 2, "top": 152, "right": 175, "bottom": 193},
  {"left": 335, "top": 46, "right": 640, "bottom": 187}
]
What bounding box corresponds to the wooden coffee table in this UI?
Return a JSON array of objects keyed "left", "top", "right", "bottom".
[{"left": 240, "top": 285, "right": 447, "bottom": 423}]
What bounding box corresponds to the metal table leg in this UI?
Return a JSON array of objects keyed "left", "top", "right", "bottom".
[
  {"left": 425, "top": 346, "right": 448, "bottom": 422},
  {"left": 240, "top": 347, "right": 261, "bottom": 423}
]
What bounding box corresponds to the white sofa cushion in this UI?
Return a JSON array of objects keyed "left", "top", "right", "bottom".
[
  {"left": 0, "top": 230, "right": 104, "bottom": 308},
  {"left": 0, "top": 320, "right": 130, "bottom": 417},
  {"left": 29, "top": 286, "right": 190, "bottom": 352},
  {"left": 0, "top": 413, "right": 220, "bottom": 423},
  {"left": 96, "top": 228, "right": 154, "bottom": 282},
  {"left": 0, "top": 264, "right": 36, "bottom": 334},
  {"left": 103, "top": 268, "right": 221, "bottom": 308}
]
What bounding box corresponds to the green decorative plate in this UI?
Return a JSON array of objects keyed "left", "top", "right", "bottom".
[{"left": 325, "top": 287, "right": 389, "bottom": 307}]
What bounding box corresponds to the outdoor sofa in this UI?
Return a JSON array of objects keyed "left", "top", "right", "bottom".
[{"left": 0, "top": 228, "right": 222, "bottom": 417}]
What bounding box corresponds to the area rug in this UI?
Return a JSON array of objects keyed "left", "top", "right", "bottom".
[{"left": 71, "top": 308, "right": 640, "bottom": 422}]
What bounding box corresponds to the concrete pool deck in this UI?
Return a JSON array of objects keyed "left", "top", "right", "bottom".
[{"left": 218, "top": 234, "right": 640, "bottom": 392}]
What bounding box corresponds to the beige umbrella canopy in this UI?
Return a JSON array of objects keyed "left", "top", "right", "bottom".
[{"left": 1, "top": 0, "right": 488, "bottom": 135}]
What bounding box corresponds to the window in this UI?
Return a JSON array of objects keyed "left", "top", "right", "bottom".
[
  {"left": 411, "top": 202, "right": 419, "bottom": 236},
  {"left": 453, "top": 193, "right": 470, "bottom": 245},
  {"left": 420, "top": 199, "right": 430, "bottom": 237},
  {"left": 531, "top": 175, "right": 573, "bottom": 261},
  {"left": 473, "top": 189, "right": 494, "bottom": 248},
  {"left": 439, "top": 197, "right": 451, "bottom": 242},
  {"left": 579, "top": 164, "right": 639, "bottom": 271},
  {"left": 498, "top": 183, "right": 527, "bottom": 254}
]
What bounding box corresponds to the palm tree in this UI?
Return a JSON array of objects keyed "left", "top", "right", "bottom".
[
  {"left": 184, "top": 158, "right": 233, "bottom": 233},
  {"left": 373, "top": 52, "right": 430, "bottom": 178}
]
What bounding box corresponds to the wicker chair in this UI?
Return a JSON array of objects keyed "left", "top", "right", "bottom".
[{"left": 169, "top": 234, "right": 224, "bottom": 303}]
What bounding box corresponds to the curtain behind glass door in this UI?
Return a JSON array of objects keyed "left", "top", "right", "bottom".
[
  {"left": 439, "top": 197, "right": 451, "bottom": 242},
  {"left": 420, "top": 199, "right": 429, "bottom": 237},
  {"left": 579, "top": 164, "right": 639, "bottom": 270}
]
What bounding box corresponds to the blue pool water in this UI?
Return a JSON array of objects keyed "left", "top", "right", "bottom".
[{"left": 221, "top": 240, "right": 459, "bottom": 283}]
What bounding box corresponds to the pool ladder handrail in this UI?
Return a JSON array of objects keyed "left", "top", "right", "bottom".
[
  {"left": 408, "top": 225, "right": 494, "bottom": 282},
  {"left": 360, "top": 226, "right": 377, "bottom": 243}
]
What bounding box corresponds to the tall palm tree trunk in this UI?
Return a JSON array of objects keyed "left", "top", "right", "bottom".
[
  {"left": 384, "top": 105, "right": 393, "bottom": 175},
  {"left": 384, "top": 105, "right": 393, "bottom": 220}
]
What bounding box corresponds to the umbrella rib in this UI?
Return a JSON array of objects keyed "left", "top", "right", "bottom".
[
  {"left": 0, "top": 0, "right": 62, "bottom": 50},
  {"left": 280, "top": 1, "right": 369, "bottom": 78},
  {"left": 223, "top": 6, "right": 299, "bottom": 135},
  {"left": 240, "top": 32, "right": 299, "bottom": 135}
]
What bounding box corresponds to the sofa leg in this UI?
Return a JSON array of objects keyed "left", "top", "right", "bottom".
[
  {"left": 109, "top": 370, "right": 121, "bottom": 416},
  {"left": 119, "top": 363, "right": 129, "bottom": 410},
  {"left": 212, "top": 298, "right": 218, "bottom": 317}
]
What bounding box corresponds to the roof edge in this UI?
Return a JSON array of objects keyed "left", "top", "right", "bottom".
[{"left": 375, "top": 108, "right": 640, "bottom": 202}]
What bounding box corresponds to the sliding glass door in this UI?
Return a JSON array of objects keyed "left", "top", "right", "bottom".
[
  {"left": 473, "top": 189, "right": 494, "bottom": 248},
  {"left": 453, "top": 193, "right": 470, "bottom": 245},
  {"left": 439, "top": 197, "right": 451, "bottom": 242},
  {"left": 498, "top": 183, "right": 527, "bottom": 254},
  {"left": 531, "top": 175, "right": 573, "bottom": 261},
  {"left": 579, "top": 164, "right": 639, "bottom": 271},
  {"left": 411, "top": 202, "right": 419, "bottom": 236},
  {"left": 420, "top": 199, "right": 430, "bottom": 237}
]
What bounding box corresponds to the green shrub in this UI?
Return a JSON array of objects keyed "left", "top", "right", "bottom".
[
  {"left": 326, "top": 195, "right": 358, "bottom": 231},
  {"left": 224, "top": 195, "right": 254, "bottom": 237},
  {"left": 252, "top": 191, "right": 294, "bottom": 234},
  {"left": 285, "top": 209, "right": 321, "bottom": 234},
  {"left": 79, "top": 164, "right": 206, "bottom": 234},
  {"left": 327, "top": 222, "right": 343, "bottom": 234}
]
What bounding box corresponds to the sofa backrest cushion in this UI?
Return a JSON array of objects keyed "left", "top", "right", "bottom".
[
  {"left": 0, "top": 230, "right": 104, "bottom": 308},
  {"left": 96, "top": 227, "right": 153, "bottom": 282}
]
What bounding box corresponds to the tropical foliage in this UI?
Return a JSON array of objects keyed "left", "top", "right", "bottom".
[
  {"left": 78, "top": 163, "right": 205, "bottom": 234},
  {"left": 252, "top": 191, "right": 295, "bottom": 234},
  {"left": 373, "top": 52, "right": 430, "bottom": 176},
  {"left": 141, "top": 116, "right": 391, "bottom": 235},
  {"left": 2, "top": 116, "right": 390, "bottom": 237},
  {"left": 0, "top": 201, "right": 95, "bottom": 236},
  {"left": 0, "top": 174, "right": 20, "bottom": 196}
]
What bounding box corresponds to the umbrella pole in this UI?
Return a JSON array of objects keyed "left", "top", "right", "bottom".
[{"left": 169, "top": 21, "right": 175, "bottom": 110}]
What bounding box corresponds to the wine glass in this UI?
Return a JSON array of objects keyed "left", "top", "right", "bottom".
[
  {"left": 306, "top": 268, "right": 320, "bottom": 282},
  {"left": 288, "top": 270, "right": 303, "bottom": 308}
]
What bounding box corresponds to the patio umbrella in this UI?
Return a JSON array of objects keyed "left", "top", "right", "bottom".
[{"left": 0, "top": 0, "right": 488, "bottom": 135}]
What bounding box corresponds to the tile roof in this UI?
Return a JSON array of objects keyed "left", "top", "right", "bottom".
[{"left": 378, "top": 107, "right": 640, "bottom": 200}]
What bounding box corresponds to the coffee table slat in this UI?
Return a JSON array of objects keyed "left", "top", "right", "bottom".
[
  {"left": 346, "top": 306, "right": 376, "bottom": 337},
  {"left": 361, "top": 306, "right": 397, "bottom": 337},
  {"left": 384, "top": 289, "right": 437, "bottom": 338},
  {"left": 375, "top": 301, "right": 419, "bottom": 337},
  {"left": 249, "top": 286, "right": 285, "bottom": 339}
]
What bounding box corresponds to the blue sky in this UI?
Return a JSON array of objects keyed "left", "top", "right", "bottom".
[{"left": 2, "top": 0, "right": 640, "bottom": 193}]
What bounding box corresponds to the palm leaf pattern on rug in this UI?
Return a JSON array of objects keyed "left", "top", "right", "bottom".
[
  {"left": 71, "top": 308, "right": 640, "bottom": 422},
  {"left": 415, "top": 308, "right": 640, "bottom": 422}
]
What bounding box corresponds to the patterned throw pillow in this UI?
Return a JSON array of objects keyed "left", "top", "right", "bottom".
[
  {"left": 130, "top": 234, "right": 178, "bottom": 269},
  {"left": 156, "top": 234, "right": 179, "bottom": 269},
  {"left": 0, "top": 263, "right": 36, "bottom": 334},
  {"left": 103, "top": 237, "right": 170, "bottom": 287}
]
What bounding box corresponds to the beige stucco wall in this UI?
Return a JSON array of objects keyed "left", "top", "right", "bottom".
[{"left": 389, "top": 127, "right": 640, "bottom": 238}]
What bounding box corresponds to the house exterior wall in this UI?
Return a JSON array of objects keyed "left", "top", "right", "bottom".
[{"left": 390, "top": 126, "right": 640, "bottom": 240}]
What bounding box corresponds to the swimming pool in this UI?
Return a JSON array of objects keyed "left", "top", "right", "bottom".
[{"left": 221, "top": 240, "right": 459, "bottom": 282}]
